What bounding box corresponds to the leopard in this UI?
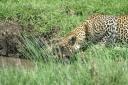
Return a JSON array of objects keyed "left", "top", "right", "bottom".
[{"left": 53, "top": 14, "right": 128, "bottom": 59}]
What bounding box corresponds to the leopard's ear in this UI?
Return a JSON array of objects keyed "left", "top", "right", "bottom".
[{"left": 68, "top": 36, "right": 76, "bottom": 46}]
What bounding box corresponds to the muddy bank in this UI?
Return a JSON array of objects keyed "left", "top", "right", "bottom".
[
  {"left": 0, "top": 21, "right": 61, "bottom": 69},
  {"left": 0, "top": 21, "right": 60, "bottom": 58},
  {"left": 0, "top": 21, "right": 22, "bottom": 57}
]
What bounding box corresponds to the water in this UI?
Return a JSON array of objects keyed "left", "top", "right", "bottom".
[{"left": 0, "top": 56, "right": 35, "bottom": 69}]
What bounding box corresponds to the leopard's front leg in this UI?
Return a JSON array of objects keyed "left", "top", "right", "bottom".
[{"left": 101, "top": 31, "right": 118, "bottom": 47}]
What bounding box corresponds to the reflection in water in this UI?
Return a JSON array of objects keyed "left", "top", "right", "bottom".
[{"left": 0, "top": 56, "right": 35, "bottom": 69}]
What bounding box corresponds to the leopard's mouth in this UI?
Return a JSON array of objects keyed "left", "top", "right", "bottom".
[{"left": 52, "top": 45, "right": 72, "bottom": 59}]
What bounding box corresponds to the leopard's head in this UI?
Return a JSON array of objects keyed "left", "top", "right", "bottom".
[
  {"left": 52, "top": 22, "right": 88, "bottom": 59},
  {"left": 52, "top": 35, "right": 81, "bottom": 59}
]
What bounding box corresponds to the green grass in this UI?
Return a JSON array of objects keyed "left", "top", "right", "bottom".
[
  {"left": 1, "top": 0, "right": 128, "bottom": 34},
  {"left": 1, "top": 0, "right": 128, "bottom": 85},
  {"left": 1, "top": 46, "right": 128, "bottom": 85}
]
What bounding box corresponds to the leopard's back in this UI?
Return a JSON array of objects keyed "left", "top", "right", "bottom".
[
  {"left": 86, "top": 15, "right": 128, "bottom": 43},
  {"left": 117, "top": 15, "right": 128, "bottom": 42}
]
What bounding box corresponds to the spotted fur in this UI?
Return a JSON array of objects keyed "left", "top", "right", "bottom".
[{"left": 53, "top": 14, "right": 128, "bottom": 58}]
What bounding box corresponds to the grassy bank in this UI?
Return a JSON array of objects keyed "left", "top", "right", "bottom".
[
  {"left": 1, "top": 45, "right": 128, "bottom": 85},
  {"left": 0, "top": 0, "right": 128, "bottom": 85}
]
